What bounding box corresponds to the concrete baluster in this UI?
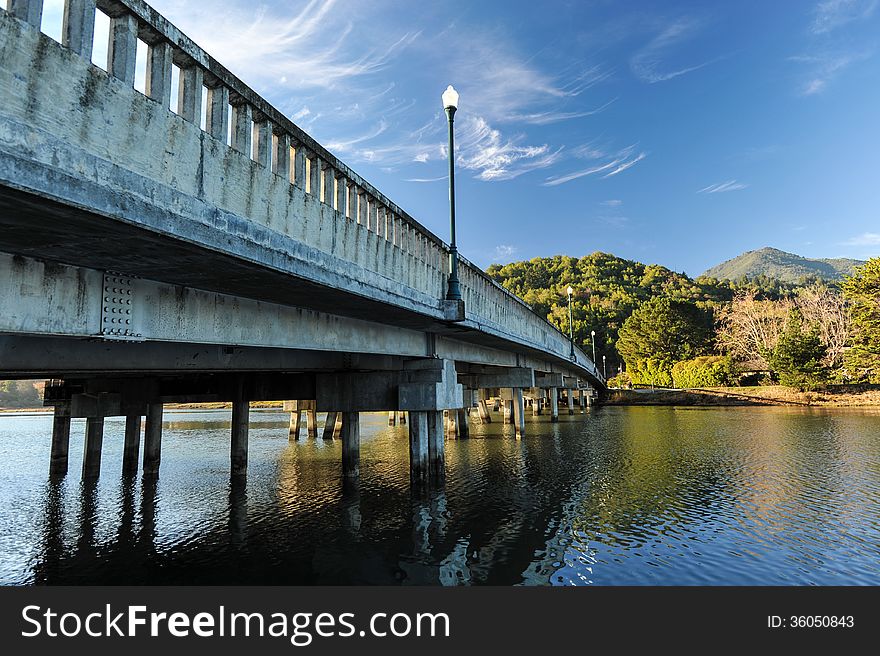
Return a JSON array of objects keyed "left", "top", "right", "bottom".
[
  {"left": 145, "top": 41, "right": 172, "bottom": 107},
  {"left": 177, "top": 64, "right": 203, "bottom": 123},
  {"left": 9, "top": 0, "right": 44, "bottom": 28},
  {"left": 253, "top": 118, "right": 272, "bottom": 167},
  {"left": 274, "top": 130, "right": 291, "bottom": 179},
  {"left": 292, "top": 143, "right": 306, "bottom": 189},
  {"left": 230, "top": 101, "right": 252, "bottom": 154},
  {"left": 62, "top": 0, "right": 96, "bottom": 59},
  {"left": 107, "top": 12, "right": 137, "bottom": 85},
  {"left": 206, "top": 84, "right": 229, "bottom": 142}
]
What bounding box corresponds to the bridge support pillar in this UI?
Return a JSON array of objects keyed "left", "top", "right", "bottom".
[
  {"left": 231, "top": 400, "right": 249, "bottom": 476},
  {"left": 408, "top": 411, "right": 429, "bottom": 481},
  {"left": 512, "top": 388, "right": 525, "bottom": 438},
  {"left": 550, "top": 387, "right": 559, "bottom": 423},
  {"left": 503, "top": 399, "right": 513, "bottom": 424},
  {"left": 341, "top": 412, "right": 359, "bottom": 479},
  {"left": 388, "top": 411, "right": 397, "bottom": 426},
  {"left": 427, "top": 410, "right": 445, "bottom": 475},
  {"left": 307, "top": 408, "right": 318, "bottom": 440},
  {"left": 50, "top": 404, "right": 71, "bottom": 477},
  {"left": 82, "top": 417, "right": 104, "bottom": 479},
  {"left": 476, "top": 390, "right": 492, "bottom": 424},
  {"left": 493, "top": 398, "right": 501, "bottom": 412},
  {"left": 143, "top": 403, "right": 163, "bottom": 475},
  {"left": 568, "top": 389, "right": 575, "bottom": 415},
  {"left": 531, "top": 390, "right": 542, "bottom": 416},
  {"left": 122, "top": 415, "right": 142, "bottom": 474},
  {"left": 580, "top": 389, "right": 587, "bottom": 413},
  {"left": 457, "top": 408, "right": 470, "bottom": 439},
  {"left": 323, "top": 412, "right": 339, "bottom": 440},
  {"left": 398, "top": 412, "right": 407, "bottom": 425},
  {"left": 287, "top": 402, "right": 302, "bottom": 441}
]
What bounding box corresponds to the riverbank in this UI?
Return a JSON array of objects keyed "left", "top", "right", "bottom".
[{"left": 604, "top": 385, "right": 880, "bottom": 407}]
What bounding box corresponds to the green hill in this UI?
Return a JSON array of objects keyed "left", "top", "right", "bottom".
[{"left": 702, "top": 247, "right": 863, "bottom": 283}]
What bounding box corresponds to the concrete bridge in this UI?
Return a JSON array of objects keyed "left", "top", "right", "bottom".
[{"left": 0, "top": 0, "right": 604, "bottom": 482}]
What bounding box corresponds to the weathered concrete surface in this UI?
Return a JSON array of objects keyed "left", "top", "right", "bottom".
[{"left": 0, "top": 5, "right": 603, "bottom": 388}]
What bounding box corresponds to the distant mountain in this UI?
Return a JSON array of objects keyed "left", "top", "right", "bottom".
[{"left": 702, "top": 247, "right": 864, "bottom": 283}]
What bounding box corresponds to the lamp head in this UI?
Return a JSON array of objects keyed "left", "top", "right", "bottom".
[
  {"left": 442, "top": 85, "right": 459, "bottom": 110},
  {"left": 566, "top": 285, "right": 574, "bottom": 296},
  {"left": 591, "top": 330, "right": 595, "bottom": 336}
]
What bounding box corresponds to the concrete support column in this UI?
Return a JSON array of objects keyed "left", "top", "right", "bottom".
[
  {"left": 503, "top": 399, "right": 513, "bottom": 424},
  {"left": 512, "top": 388, "right": 525, "bottom": 438},
  {"left": 143, "top": 403, "right": 163, "bottom": 475},
  {"left": 287, "top": 401, "right": 301, "bottom": 441},
  {"left": 477, "top": 397, "right": 492, "bottom": 424},
  {"left": 107, "top": 12, "right": 137, "bottom": 85},
  {"left": 457, "top": 408, "right": 470, "bottom": 438},
  {"left": 274, "top": 131, "right": 290, "bottom": 179},
  {"left": 550, "top": 387, "right": 559, "bottom": 423},
  {"left": 253, "top": 118, "right": 272, "bottom": 168},
  {"left": 493, "top": 398, "right": 501, "bottom": 412},
  {"left": 122, "top": 415, "right": 141, "bottom": 473},
  {"left": 398, "top": 412, "right": 407, "bottom": 425},
  {"left": 427, "top": 410, "right": 445, "bottom": 474},
  {"left": 388, "top": 411, "right": 397, "bottom": 426},
  {"left": 49, "top": 405, "right": 71, "bottom": 477},
  {"left": 62, "top": 0, "right": 96, "bottom": 59},
  {"left": 445, "top": 409, "right": 457, "bottom": 438},
  {"left": 408, "top": 411, "right": 428, "bottom": 480},
  {"left": 231, "top": 102, "right": 252, "bottom": 154},
  {"left": 206, "top": 84, "right": 229, "bottom": 142},
  {"left": 568, "top": 389, "right": 575, "bottom": 415},
  {"left": 532, "top": 392, "right": 542, "bottom": 416},
  {"left": 231, "top": 400, "right": 249, "bottom": 476},
  {"left": 10, "top": 0, "right": 44, "bottom": 28},
  {"left": 145, "top": 41, "right": 172, "bottom": 107},
  {"left": 323, "top": 412, "right": 338, "bottom": 440},
  {"left": 177, "top": 65, "right": 203, "bottom": 123},
  {"left": 579, "top": 389, "right": 586, "bottom": 413},
  {"left": 306, "top": 409, "right": 318, "bottom": 439},
  {"left": 82, "top": 417, "right": 104, "bottom": 479},
  {"left": 341, "top": 412, "right": 359, "bottom": 479}
]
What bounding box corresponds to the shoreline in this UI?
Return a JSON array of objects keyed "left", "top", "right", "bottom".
[{"left": 604, "top": 385, "right": 880, "bottom": 407}]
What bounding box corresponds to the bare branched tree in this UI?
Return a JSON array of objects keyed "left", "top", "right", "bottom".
[
  {"left": 795, "top": 284, "right": 850, "bottom": 368},
  {"left": 716, "top": 293, "right": 792, "bottom": 368}
]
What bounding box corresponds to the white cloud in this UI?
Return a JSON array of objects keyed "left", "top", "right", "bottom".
[
  {"left": 842, "top": 232, "right": 880, "bottom": 246},
  {"left": 543, "top": 145, "right": 647, "bottom": 186},
  {"left": 602, "top": 199, "right": 623, "bottom": 207},
  {"left": 791, "top": 51, "right": 872, "bottom": 95},
  {"left": 697, "top": 180, "right": 748, "bottom": 193},
  {"left": 493, "top": 244, "right": 519, "bottom": 259},
  {"left": 630, "top": 18, "right": 714, "bottom": 83},
  {"left": 812, "top": 0, "right": 878, "bottom": 34}
]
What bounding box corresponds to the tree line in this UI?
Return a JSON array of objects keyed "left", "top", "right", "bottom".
[{"left": 486, "top": 253, "right": 880, "bottom": 390}]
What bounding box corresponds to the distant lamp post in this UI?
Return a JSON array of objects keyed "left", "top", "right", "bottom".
[
  {"left": 602, "top": 354, "right": 607, "bottom": 379},
  {"left": 590, "top": 330, "right": 597, "bottom": 363},
  {"left": 566, "top": 285, "right": 575, "bottom": 360},
  {"left": 442, "top": 85, "right": 461, "bottom": 301}
]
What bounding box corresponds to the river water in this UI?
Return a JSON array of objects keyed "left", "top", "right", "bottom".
[{"left": 0, "top": 406, "right": 878, "bottom": 585}]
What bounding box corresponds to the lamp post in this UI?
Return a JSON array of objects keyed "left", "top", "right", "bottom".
[
  {"left": 442, "top": 85, "right": 461, "bottom": 301},
  {"left": 566, "top": 285, "right": 575, "bottom": 360},
  {"left": 590, "top": 330, "right": 596, "bottom": 363},
  {"left": 602, "top": 355, "right": 606, "bottom": 379}
]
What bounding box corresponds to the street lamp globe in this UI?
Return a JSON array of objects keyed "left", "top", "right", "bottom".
[
  {"left": 566, "top": 285, "right": 573, "bottom": 296},
  {"left": 442, "top": 85, "right": 459, "bottom": 110}
]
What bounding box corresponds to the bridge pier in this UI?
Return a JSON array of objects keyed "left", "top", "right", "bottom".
[
  {"left": 408, "top": 411, "right": 429, "bottom": 481},
  {"left": 567, "top": 389, "right": 575, "bottom": 415},
  {"left": 457, "top": 408, "right": 470, "bottom": 438},
  {"left": 503, "top": 399, "right": 513, "bottom": 424},
  {"left": 306, "top": 408, "right": 318, "bottom": 440},
  {"left": 122, "top": 415, "right": 142, "bottom": 473},
  {"left": 388, "top": 411, "right": 397, "bottom": 426},
  {"left": 427, "top": 410, "right": 445, "bottom": 475},
  {"left": 323, "top": 412, "right": 339, "bottom": 440},
  {"left": 550, "top": 387, "right": 559, "bottom": 423},
  {"left": 82, "top": 417, "right": 104, "bottom": 479},
  {"left": 143, "top": 403, "right": 163, "bottom": 476},
  {"left": 286, "top": 401, "right": 302, "bottom": 441},
  {"left": 231, "top": 399, "right": 249, "bottom": 476},
  {"left": 341, "top": 412, "right": 359, "bottom": 479},
  {"left": 398, "top": 412, "right": 407, "bottom": 425},
  {"left": 512, "top": 388, "right": 525, "bottom": 438},
  {"left": 49, "top": 404, "right": 71, "bottom": 477},
  {"left": 476, "top": 389, "right": 492, "bottom": 424}
]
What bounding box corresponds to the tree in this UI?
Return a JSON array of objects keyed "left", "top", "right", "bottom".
[
  {"left": 616, "top": 297, "right": 714, "bottom": 385},
  {"left": 671, "top": 356, "right": 737, "bottom": 388},
  {"left": 796, "top": 283, "right": 850, "bottom": 368},
  {"left": 842, "top": 258, "right": 880, "bottom": 382},
  {"left": 716, "top": 292, "right": 792, "bottom": 368},
  {"left": 763, "top": 309, "right": 827, "bottom": 390}
]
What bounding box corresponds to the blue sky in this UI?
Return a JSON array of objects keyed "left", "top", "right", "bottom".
[{"left": 31, "top": 0, "right": 880, "bottom": 274}]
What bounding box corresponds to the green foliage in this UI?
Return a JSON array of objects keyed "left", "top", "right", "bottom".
[
  {"left": 763, "top": 310, "right": 828, "bottom": 390},
  {"left": 842, "top": 258, "right": 880, "bottom": 383},
  {"left": 616, "top": 297, "right": 714, "bottom": 385},
  {"left": 671, "top": 356, "right": 737, "bottom": 388},
  {"left": 606, "top": 371, "right": 633, "bottom": 388},
  {"left": 0, "top": 380, "right": 42, "bottom": 408}
]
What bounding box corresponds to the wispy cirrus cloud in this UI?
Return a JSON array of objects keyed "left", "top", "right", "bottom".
[
  {"left": 630, "top": 17, "right": 714, "bottom": 83},
  {"left": 697, "top": 180, "right": 748, "bottom": 194},
  {"left": 543, "top": 145, "right": 647, "bottom": 186},
  {"left": 811, "top": 0, "right": 878, "bottom": 34},
  {"left": 842, "top": 232, "right": 880, "bottom": 246},
  {"left": 602, "top": 199, "right": 623, "bottom": 207},
  {"left": 790, "top": 51, "right": 872, "bottom": 95}
]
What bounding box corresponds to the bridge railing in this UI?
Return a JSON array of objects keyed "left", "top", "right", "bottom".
[{"left": 1, "top": 0, "right": 602, "bottom": 382}]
